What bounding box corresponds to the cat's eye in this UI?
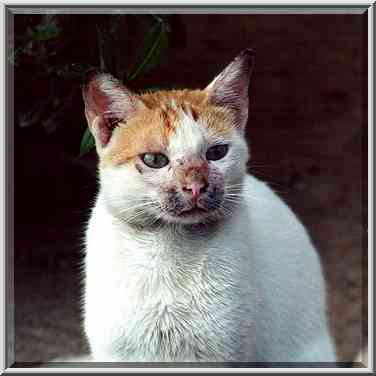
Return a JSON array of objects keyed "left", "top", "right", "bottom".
[
  {"left": 141, "top": 153, "right": 169, "bottom": 169},
  {"left": 206, "top": 144, "right": 229, "bottom": 161}
]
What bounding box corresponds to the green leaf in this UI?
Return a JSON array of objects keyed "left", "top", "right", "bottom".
[
  {"left": 151, "top": 15, "right": 170, "bottom": 29},
  {"left": 9, "top": 45, "right": 24, "bottom": 66},
  {"left": 79, "top": 128, "right": 95, "bottom": 157},
  {"left": 127, "top": 19, "right": 169, "bottom": 81},
  {"left": 109, "top": 15, "right": 122, "bottom": 34},
  {"left": 31, "top": 18, "right": 60, "bottom": 41}
]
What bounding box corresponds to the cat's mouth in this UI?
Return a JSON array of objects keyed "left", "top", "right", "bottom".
[
  {"left": 160, "top": 188, "right": 224, "bottom": 224},
  {"left": 160, "top": 203, "right": 213, "bottom": 224},
  {"left": 179, "top": 206, "right": 208, "bottom": 217}
]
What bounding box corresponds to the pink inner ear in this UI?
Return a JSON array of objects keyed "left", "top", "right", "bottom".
[
  {"left": 82, "top": 72, "right": 136, "bottom": 147},
  {"left": 98, "top": 117, "right": 120, "bottom": 146},
  {"left": 84, "top": 81, "right": 112, "bottom": 117},
  {"left": 83, "top": 73, "right": 128, "bottom": 118},
  {"left": 206, "top": 49, "right": 254, "bottom": 129}
]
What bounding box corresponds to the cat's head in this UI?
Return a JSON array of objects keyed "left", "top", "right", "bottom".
[{"left": 83, "top": 49, "right": 254, "bottom": 226}]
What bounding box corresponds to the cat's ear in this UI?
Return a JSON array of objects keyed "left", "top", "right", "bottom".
[
  {"left": 205, "top": 49, "right": 254, "bottom": 131},
  {"left": 82, "top": 71, "right": 144, "bottom": 152}
]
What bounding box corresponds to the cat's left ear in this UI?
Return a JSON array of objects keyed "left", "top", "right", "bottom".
[{"left": 205, "top": 49, "right": 254, "bottom": 132}]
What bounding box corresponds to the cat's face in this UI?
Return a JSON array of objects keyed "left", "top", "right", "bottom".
[
  {"left": 99, "top": 97, "right": 249, "bottom": 225},
  {"left": 83, "top": 49, "right": 254, "bottom": 226}
]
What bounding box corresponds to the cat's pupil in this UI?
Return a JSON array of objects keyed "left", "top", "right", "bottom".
[
  {"left": 141, "top": 153, "right": 169, "bottom": 169},
  {"left": 206, "top": 144, "right": 229, "bottom": 161}
]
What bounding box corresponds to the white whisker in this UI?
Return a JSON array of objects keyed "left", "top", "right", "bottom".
[{"left": 118, "top": 202, "right": 156, "bottom": 215}]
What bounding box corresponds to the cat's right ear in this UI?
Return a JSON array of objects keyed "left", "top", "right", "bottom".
[{"left": 82, "top": 71, "right": 144, "bottom": 154}]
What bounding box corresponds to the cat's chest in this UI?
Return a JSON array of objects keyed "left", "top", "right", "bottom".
[
  {"left": 85, "top": 219, "right": 251, "bottom": 361},
  {"left": 121, "top": 245, "right": 217, "bottom": 313},
  {"left": 101, "top": 244, "right": 241, "bottom": 360},
  {"left": 109, "top": 230, "right": 217, "bottom": 297}
]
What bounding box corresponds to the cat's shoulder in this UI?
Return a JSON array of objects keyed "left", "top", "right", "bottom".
[
  {"left": 243, "top": 173, "right": 293, "bottom": 215},
  {"left": 242, "top": 174, "right": 312, "bottom": 244}
]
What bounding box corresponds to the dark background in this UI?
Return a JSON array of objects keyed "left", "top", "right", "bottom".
[{"left": 13, "top": 12, "right": 367, "bottom": 363}]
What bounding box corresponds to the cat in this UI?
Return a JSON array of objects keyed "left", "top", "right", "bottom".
[{"left": 82, "top": 49, "right": 337, "bottom": 364}]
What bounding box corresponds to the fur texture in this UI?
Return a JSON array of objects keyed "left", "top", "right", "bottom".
[{"left": 82, "top": 49, "right": 336, "bottom": 363}]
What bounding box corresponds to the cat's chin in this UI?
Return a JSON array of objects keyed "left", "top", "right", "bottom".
[{"left": 160, "top": 208, "right": 216, "bottom": 225}]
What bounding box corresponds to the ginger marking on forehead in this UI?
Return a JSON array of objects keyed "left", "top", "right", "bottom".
[
  {"left": 190, "top": 106, "right": 199, "bottom": 122},
  {"left": 160, "top": 106, "right": 178, "bottom": 133},
  {"left": 100, "top": 102, "right": 182, "bottom": 167},
  {"left": 99, "top": 89, "right": 236, "bottom": 168}
]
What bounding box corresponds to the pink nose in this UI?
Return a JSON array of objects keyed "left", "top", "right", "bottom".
[{"left": 182, "top": 181, "right": 208, "bottom": 201}]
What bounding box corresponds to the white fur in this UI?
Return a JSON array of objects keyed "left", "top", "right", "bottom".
[
  {"left": 168, "top": 110, "right": 205, "bottom": 158},
  {"left": 84, "top": 175, "right": 336, "bottom": 363},
  {"left": 83, "top": 113, "right": 336, "bottom": 363}
]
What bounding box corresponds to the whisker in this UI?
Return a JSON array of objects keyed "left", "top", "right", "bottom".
[
  {"left": 225, "top": 183, "right": 245, "bottom": 189},
  {"left": 224, "top": 191, "right": 292, "bottom": 207},
  {"left": 118, "top": 202, "right": 156, "bottom": 215}
]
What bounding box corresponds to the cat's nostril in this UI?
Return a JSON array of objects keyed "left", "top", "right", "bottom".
[{"left": 199, "top": 184, "right": 208, "bottom": 194}]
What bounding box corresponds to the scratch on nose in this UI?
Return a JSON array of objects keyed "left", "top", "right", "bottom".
[
  {"left": 174, "top": 157, "right": 209, "bottom": 196},
  {"left": 187, "top": 182, "right": 204, "bottom": 201}
]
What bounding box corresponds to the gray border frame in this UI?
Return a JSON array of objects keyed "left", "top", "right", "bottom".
[
  {"left": 4, "top": 3, "right": 15, "bottom": 372},
  {"left": 2, "top": 2, "right": 372, "bottom": 373}
]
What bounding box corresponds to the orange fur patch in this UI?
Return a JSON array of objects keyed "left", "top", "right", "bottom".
[
  {"left": 101, "top": 108, "right": 174, "bottom": 167},
  {"left": 199, "top": 106, "right": 236, "bottom": 137},
  {"left": 100, "top": 89, "right": 236, "bottom": 167}
]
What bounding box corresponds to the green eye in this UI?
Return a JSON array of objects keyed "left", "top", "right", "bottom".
[
  {"left": 141, "top": 153, "right": 169, "bottom": 169},
  {"left": 206, "top": 144, "right": 229, "bottom": 161}
]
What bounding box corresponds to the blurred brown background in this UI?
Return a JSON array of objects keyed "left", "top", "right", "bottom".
[{"left": 12, "top": 12, "right": 367, "bottom": 364}]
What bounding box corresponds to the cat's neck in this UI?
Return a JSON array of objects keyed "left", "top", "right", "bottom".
[
  {"left": 112, "top": 210, "right": 224, "bottom": 241},
  {"left": 94, "top": 192, "right": 227, "bottom": 252}
]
